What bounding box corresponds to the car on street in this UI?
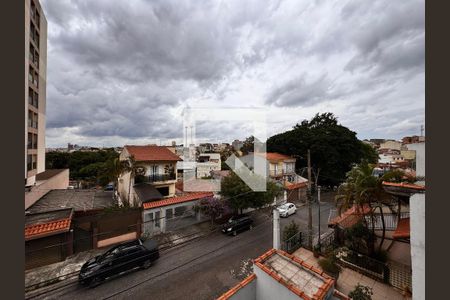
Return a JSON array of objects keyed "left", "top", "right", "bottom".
[
  {"left": 276, "top": 202, "right": 297, "bottom": 217},
  {"left": 79, "top": 239, "right": 159, "bottom": 288},
  {"left": 221, "top": 214, "right": 254, "bottom": 236}
]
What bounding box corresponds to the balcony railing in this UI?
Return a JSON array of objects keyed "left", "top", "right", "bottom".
[
  {"left": 148, "top": 173, "right": 176, "bottom": 182},
  {"left": 269, "top": 170, "right": 295, "bottom": 177}
]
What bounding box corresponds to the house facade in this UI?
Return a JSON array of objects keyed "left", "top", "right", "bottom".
[
  {"left": 196, "top": 153, "right": 221, "bottom": 178},
  {"left": 118, "top": 145, "right": 182, "bottom": 206}
]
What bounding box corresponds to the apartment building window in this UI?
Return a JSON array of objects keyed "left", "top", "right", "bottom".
[
  {"left": 36, "top": 12, "right": 40, "bottom": 29},
  {"left": 32, "top": 155, "right": 37, "bottom": 170},
  {"left": 28, "top": 69, "right": 33, "bottom": 83},
  {"left": 32, "top": 134, "right": 38, "bottom": 149},
  {"left": 27, "top": 155, "right": 33, "bottom": 171},
  {"left": 28, "top": 88, "right": 39, "bottom": 108},
  {"left": 27, "top": 133, "right": 33, "bottom": 149},
  {"left": 28, "top": 110, "right": 33, "bottom": 127},
  {"left": 33, "top": 71, "right": 39, "bottom": 87},
  {"left": 33, "top": 113, "right": 38, "bottom": 129}
]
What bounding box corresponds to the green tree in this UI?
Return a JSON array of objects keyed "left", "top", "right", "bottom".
[
  {"left": 335, "top": 161, "right": 416, "bottom": 254},
  {"left": 283, "top": 221, "right": 300, "bottom": 241},
  {"left": 240, "top": 136, "right": 255, "bottom": 155},
  {"left": 220, "top": 170, "right": 282, "bottom": 214},
  {"left": 348, "top": 284, "right": 373, "bottom": 300},
  {"left": 267, "top": 113, "right": 378, "bottom": 186}
]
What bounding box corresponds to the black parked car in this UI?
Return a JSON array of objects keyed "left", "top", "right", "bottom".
[
  {"left": 79, "top": 239, "right": 159, "bottom": 287},
  {"left": 221, "top": 214, "right": 254, "bottom": 236}
]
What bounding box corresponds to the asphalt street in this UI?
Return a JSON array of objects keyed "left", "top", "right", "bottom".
[{"left": 33, "top": 197, "right": 336, "bottom": 300}]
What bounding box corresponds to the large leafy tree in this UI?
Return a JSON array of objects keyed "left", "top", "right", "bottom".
[
  {"left": 220, "top": 170, "right": 282, "bottom": 214},
  {"left": 266, "top": 113, "right": 378, "bottom": 186}
]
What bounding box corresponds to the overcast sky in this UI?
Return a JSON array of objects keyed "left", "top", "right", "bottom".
[{"left": 41, "top": 0, "right": 424, "bottom": 148}]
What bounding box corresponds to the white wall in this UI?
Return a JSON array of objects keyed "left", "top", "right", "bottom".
[
  {"left": 410, "top": 193, "right": 425, "bottom": 300},
  {"left": 227, "top": 279, "right": 257, "bottom": 300},
  {"left": 254, "top": 266, "right": 299, "bottom": 300},
  {"left": 407, "top": 143, "right": 425, "bottom": 178}
]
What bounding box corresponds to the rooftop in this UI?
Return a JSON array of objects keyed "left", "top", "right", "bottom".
[
  {"left": 26, "top": 190, "right": 116, "bottom": 214},
  {"left": 255, "top": 152, "right": 295, "bottom": 162},
  {"left": 124, "top": 145, "right": 182, "bottom": 162},
  {"left": 35, "top": 169, "right": 68, "bottom": 181},
  {"left": 328, "top": 205, "right": 371, "bottom": 229},
  {"left": 25, "top": 208, "right": 73, "bottom": 241},
  {"left": 254, "top": 249, "right": 335, "bottom": 299},
  {"left": 134, "top": 184, "right": 164, "bottom": 202},
  {"left": 143, "top": 192, "right": 213, "bottom": 209}
]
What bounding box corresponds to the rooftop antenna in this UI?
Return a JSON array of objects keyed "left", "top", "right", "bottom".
[{"left": 420, "top": 124, "right": 424, "bottom": 136}]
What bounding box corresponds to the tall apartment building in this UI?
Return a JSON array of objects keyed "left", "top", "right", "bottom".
[{"left": 25, "top": 0, "right": 47, "bottom": 186}]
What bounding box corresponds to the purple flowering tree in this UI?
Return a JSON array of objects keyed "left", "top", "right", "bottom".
[{"left": 198, "top": 196, "right": 230, "bottom": 225}]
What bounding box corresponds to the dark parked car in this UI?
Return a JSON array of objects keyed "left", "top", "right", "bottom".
[
  {"left": 79, "top": 239, "right": 159, "bottom": 287},
  {"left": 221, "top": 214, "right": 254, "bottom": 236}
]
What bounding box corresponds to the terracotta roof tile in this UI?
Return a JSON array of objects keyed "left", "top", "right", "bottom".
[
  {"left": 328, "top": 205, "right": 371, "bottom": 229},
  {"left": 254, "top": 249, "right": 334, "bottom": 300},
  {"left": 143, "top": 192, "right": 213, "bottom": 209},
  {"left": 25, "top": 218, "right": 71, "bottom": 241},
  {"left": 255, "top": 152, "right": 294, "bottom": 162},
  {"left": 382, "top": 181, "right": 425, "bottom": 191},
  {"left": 285, "top": 181, "right": 308, "bottom": 190},
  {"left": 124, "top": 145, "right": 182, "bottom": 162},
  {"left": 216, "top": 274, "right": 257, "bottom": 300},
  {"left": 393, "top": 218, "right": 410, "bottom": 239}
]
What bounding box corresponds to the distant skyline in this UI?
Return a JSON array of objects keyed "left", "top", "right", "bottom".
[{"left": 41, "top": 0, "right": 424, "bottom": 148}]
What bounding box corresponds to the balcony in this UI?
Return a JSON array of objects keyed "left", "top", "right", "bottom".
[
  {"left": 135, "top": 173, "right": 176, "bottom": 184},
  {"left": 148, "top": 173, "right": 176, "bottom": 182},
  {"left": 269, "top": 170, "right": 295, "bottom": 177}
]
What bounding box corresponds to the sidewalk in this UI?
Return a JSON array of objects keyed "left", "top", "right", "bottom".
[{"left": 25, "top": 220, "right": 215, "bottom": 294}]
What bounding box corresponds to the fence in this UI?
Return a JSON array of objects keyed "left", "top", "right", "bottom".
[
  {"left": 364, "top": 212, "right": 410, "bottom": 231},
  {"left": 337, "top": 248, "right": 388, "bottom": 282},
  {"left": 281, "top": 232, "right": 303, "bottom": 253}
]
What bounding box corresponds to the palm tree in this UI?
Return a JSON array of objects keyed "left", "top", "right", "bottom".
[
  {"left": 336, "top": 161, "right": 404, "bottom": 254},
  {"left": 123, "top": 155, "right": 146, "bottom": 206},
  {"left": 102, "top": 157, "right": 128, "bottom": 200}
]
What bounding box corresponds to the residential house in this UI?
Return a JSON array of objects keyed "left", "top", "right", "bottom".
[
  {"left": 239, "top": 152, "right": 309, "bottom": 204},
  {"left": 118, "top": 145, "right": 182, "bottom": 206},
  {"left": 232, "top": 139, "right": 244, "bottom": 151},
  {"left": 25, "top": 169, "right": 69, "bottom": 209},
  {"left": 379, "top": 140, "right": 402, "bottom": 151},
  {"left": 25, "top": 190, "right": 141, "bottom": 269},
  {"left": 196, "top": 153, "right": 221, "bottom": 178},
  {"left": 218, "top": 248, "right": 349, "bottom": 300}
]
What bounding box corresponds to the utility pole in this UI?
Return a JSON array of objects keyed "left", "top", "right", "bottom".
[
  {"left": 317, "top": 185, "right": 321, "bottom": 250},
  {"left": 307, "top": 149, "right": 313, "bottom": 250}
]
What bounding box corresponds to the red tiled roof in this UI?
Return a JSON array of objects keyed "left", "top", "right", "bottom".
[
  {"left": 124, "top": 145, "right": 182, "bottom": 162},
  {"left": 255, "top": 152, "right": 294, "bottom": 162},
  {"left": 382, "top": 181, "right": 425, "bottom": 191},
  {"left": 285, "top": 181, "right": 308, "bottom": 190},
  {"left": 25, "top": 218, "right": 71, "bottom": 241},
  {"left": 393, "top": 218, "right": 410, "bottom": 239},
  {"left": 143, "top": 192, "right": 213, "bottom": 209},
  {"left": 329, "top": 205, "right": 372, "bottom": 229},
  {"left": 217, "top": 274, "right": 257, "bottom": 300},
  {"left": 253, "top": 249, "right": 335, "bottom": 300}
]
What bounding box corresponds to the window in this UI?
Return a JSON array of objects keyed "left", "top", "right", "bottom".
[
  {"left": 27, "top": 133, "right": 33, "bottom": 149},
  {"left": 28, "top": 110, "right": 33, "bottom": 127},
  {"left": 27, "top": 155, "right": 33, "bottom": 171},
  {"left": 154, "top": 211, "right": 160, "bottom": 228}
]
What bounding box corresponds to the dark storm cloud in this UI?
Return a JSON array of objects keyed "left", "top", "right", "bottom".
[
  {"left": 265, "top": 73, "right": 332, "bottom": 107},
  {"left": 40, "top": 0, "right": 424, "bottom": 146}
]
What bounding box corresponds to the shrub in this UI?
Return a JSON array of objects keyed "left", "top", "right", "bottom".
[
  {"left": 348, "top": 284, "right": 373, "bottom": 300},
  {"left": 318, "top": 250, "right": 342, "bottom": 277},
  {"left": 282, "top": 221, "right": 300, "bottom": 241}
]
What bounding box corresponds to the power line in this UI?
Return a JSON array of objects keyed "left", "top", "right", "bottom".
[
  {"left": 27, "top": 212, "right": 274, "bottom": 298},
  {"left": 100, "top": 216, "right": 273, "bottom": 299}
]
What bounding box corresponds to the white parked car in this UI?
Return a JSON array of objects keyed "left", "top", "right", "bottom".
[{"left": 276, "top": 203, "right": 297, "bottom": 217}]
